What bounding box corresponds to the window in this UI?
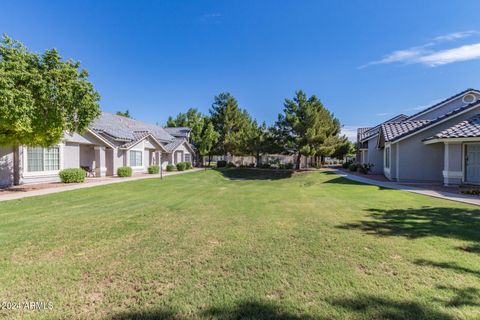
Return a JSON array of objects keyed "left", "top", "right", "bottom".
[
  {"left": 185, "top": 153, "right": 191, "bottom": 163},
  {"left": 130, "top": 150, "right": 143, "bottom": 167},
  {"left": 385, "top": 146, "right": 391, "bottom": 169},
  {"left": 27, "top": 147, "right": 60, "bottom": 172}
]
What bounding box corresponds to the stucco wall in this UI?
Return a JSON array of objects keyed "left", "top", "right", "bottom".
[
  {"left": 64, "top": 142, "right": 80, "bottom": 169},
  {"left": 366, "top": 135, "right": 383, "bottom": 174},
  {"left": 397, "top": 106, "right": 480, "bottom": 182},
  {"left": 0, "top": 146, "right": 14, "bottom": 188},
  {"left": 79, "top": 145, "right": 96, "bottom": 169}
]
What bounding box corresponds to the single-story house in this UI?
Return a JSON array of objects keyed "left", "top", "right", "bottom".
[
  {"left": 0, "top": 112, "right": 195, "bottom": 187},
  {"left": 357, "top": 88, "right": 480, "bottom": 186}
]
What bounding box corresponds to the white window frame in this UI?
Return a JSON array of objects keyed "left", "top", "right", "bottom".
[
  {"left": 129, "top": 150, "right": 143, "bottom": 168},
  {"left": 22, "top": 144, "right": 64, "bottom": 177},
  {"left": 384, "top": 146, "right": 391, "bottom": 169}
]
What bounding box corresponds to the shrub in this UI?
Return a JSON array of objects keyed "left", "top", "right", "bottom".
[
  {"left": 286, "top": 162, "right": 294, "bottom": 170},
  {"left": 147, "top": 165, "right": 160, "bottom": 174},
  {"left": 342, "top": 160, "right": 353, "bottom": 169},
  {"left": 217, "top": 160, "right": 227, "bottom": 168},
  {"left": 59, "top": 168, "right": 85, "bottom": 183},
  {"left": 260, "top": 163, "right": 271, "bottom": 169},
  {"left": 278, "top": 164, "right": 286, "bottom": 170},
  {"left": 227, "top": 162, "right": 236, "bottom": 168},
  {"left": 176, "top": 162, "right": 186, "bottom": 171},
  {"left": 166, "top": 164, "right": 175, "bottom": 172},
  {"left": 348, "top": 163, "right": 358, "bottom": 172},
  {"left": 358, "top": 163, "right": 374, "bottom": 174},
  {"left": 184, "top": 162, "right": 192, "bottom": 170},
  {"left": 117, "top": 166, "right": 132, "bottom": 177}
]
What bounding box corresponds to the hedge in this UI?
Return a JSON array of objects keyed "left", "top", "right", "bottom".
[
  {"left": 176, "top": 162, "right": 186, "bottom": 171},
  {"left": 147, "top": 165, "right": 160, "bottom": 174},
  {"left": 185, "top": 162, "right": 192, "bottom": 170},
  {"left": 217, "top": 160, "right": 227, "bottom": 168},
  {"left": 166, "top": 164, "right": 175, "bottom": 172},
  {"left": 117, "top": 166, "right": 133, "bottom": 177},
  {"left": 59, "top": 168, "right": 85, "bottom": 183}
]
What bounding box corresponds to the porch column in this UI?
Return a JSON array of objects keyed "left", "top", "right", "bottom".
[
  {"left": 94, "top": 146, "right": 107, "bottom": 177},
  {"left": 442, "top": 142, "right": 462, "bottom": 186}
]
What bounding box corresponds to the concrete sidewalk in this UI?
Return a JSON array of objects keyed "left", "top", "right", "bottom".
[
  {"left": 0, "top": 168, "right": 205, "bottom": 202},
  {"left": 332, "top": 169, "right": 480, "bottom": 206}
]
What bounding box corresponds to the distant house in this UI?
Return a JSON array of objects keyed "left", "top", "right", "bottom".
[
  {"left": 0, "top": 112, "right": 195, "bottom": 187},
  {"left": 357, "top": 88, "right": 480, "bottom": 185}
]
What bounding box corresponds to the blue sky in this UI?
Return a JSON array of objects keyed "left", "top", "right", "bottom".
[{"left": 2, "top": 1, "right": 480, "bottom": 140}]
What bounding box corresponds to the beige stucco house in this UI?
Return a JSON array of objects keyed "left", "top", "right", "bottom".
[
  {"left": 0, "top": 112, "right": 195, "bottom": 187},
  {"left": 357, "top": 88, "right": 480, "bottom": 186}
]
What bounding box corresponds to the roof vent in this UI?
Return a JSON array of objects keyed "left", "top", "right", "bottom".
[{"left": 462, "top": 93, "right": 477, "bottom": 104}]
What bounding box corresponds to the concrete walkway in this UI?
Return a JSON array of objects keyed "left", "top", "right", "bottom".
[
  {"left": 0, "top": 168, "right": 205, "bottom": 202},
  {"left": 332, "top": 169, "right": 480, "bottom": 206}
]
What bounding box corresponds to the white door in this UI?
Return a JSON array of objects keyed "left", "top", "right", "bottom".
[{"left": 466, "top": 144, "right": 480, "bottom": 183}]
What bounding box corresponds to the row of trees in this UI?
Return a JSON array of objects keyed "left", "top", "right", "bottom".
[
  {"left": 1, "top": 35, "right": 353, "bottom": 170},
  {"left": 167, "top": 91, "right": 353, "bottom": 169}
]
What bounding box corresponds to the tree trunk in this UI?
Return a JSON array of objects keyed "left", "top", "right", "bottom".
[
  {"left": 296, "top": 153, "right": 302, "bottom": 170},
  {"left": 256, "top": 152, "right": 261, "bottom": 168},
  {"left": 208, "top": 154, "right": 212, "bottom": 167}
]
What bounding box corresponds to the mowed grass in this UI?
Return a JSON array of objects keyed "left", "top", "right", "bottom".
[{"left": 0, "top": 169, "right": 479, "bottom": 320}]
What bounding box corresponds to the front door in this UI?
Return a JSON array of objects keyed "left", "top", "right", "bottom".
[{"left": 466, "top": 144, "right": 480, "bottom": 183}]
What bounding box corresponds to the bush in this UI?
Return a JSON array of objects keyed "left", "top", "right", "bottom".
[
  {"left": 342, "top": 160, "right": 353, "bottom": 169},
  {"left": 358, "top": 163, "right": 374, "bottom": 174},
  {"left": 147, "top": 165, "right": 159, "bottom": 174},
  {"left": 166, "top": 164, "right": 175, "bottom": 172},
  {"left": 348, "top": 163, "right": 358, "bottom": 172},
  {"left": 260, "top": 163, "right": 271, "bottom": 169},
  {"left": 227, "top": 162, "right": 236, "bottom": 168},
  {"left": 184, "top": 162, "right": 192, "bottom": 170},
  {"left": 286, "top": 162, "right": 294, "bottom": 170},
  {"left": 217, "top": 160, "right": 227, "bottom": 168},
  {"left": 59, "top": 168, "right": 85, "bottom": 183},
  {"left": 278, "top": 164, "right": 286, "bottom": 170},
  {"left": 117, "top": 166, "right": 132, "bottom": 177},
  {"left": 176, "top": 162, "right": 186, "bottom": 171}
]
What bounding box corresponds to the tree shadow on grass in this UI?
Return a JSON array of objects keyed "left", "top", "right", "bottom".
[
  {"left": 337, "top": 206, "right": 480, "bottom": 248},
  {"left": 108, "top": 308, "right": 183, "bottom": 320},
  {"left": 329, "top": 294, "right": 453, "bottom": 320},
  {"left": 214, "top": 168, "right": 294, "bottom": 181},
  {"left": 415, "top": 259, "right": 480, "bottom": 277},
  {"left": 108, "top": 301, "right": 314, "bottom": 320},
  {"left": 202, "top": 301, "right": 315, "bottom": 320}
]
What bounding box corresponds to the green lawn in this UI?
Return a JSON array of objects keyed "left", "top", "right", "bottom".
[{"left": 0, "top": 169, "right": 479, "bottom": 320}]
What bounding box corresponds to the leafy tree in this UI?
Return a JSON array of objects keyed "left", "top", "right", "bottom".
[
  {"left": 209, "top": 92, "right": 251, "bottom": 157},
  {"left": 331, "top": 137, "right": 355, "bottom": 159},
  {"left": 0, "top": 35, "right": 100, "bottom": 146},
  {"left": 166, "top": 116, "right": 176, "bottom": 127},
  {"left": 244, "top": 121, "right": 281, "bottom": 166},
  {"left": 116, "top": 110, "right": 131, "bottom": 118},
  {"left": 274, "top": 90, "right": 340, "bottom": 169},
  {"left": 197, "top": 121, "right": 219, "bottom": 166}
]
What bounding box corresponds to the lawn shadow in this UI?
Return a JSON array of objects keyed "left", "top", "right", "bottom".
[
  {"left": 108, "top": 307, "right": 183, "bottom": 320},
  {"left": 415, "top": 259, "right": 480, "bottom": 277},
  {"left": 107, "top": 301, "right": 314, "bottom": 320},
  {"left": 201, "top": 301, "right": 315, "bottom": 320},
  {"left": 214, "top": 168, "right": 294, "bottom": 181},
  {"left": 337, "top": 206, "right": 480, "bottom": 249},
  {"left": 329, "top": 294, "right": 453, "bottom": 320}
]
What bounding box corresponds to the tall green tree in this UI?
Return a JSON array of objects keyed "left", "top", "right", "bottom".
[
  {"left": 274, "top": 90, "right": 340, "bottom": 169},
  {"left": 0, "top": 35, "right": 100, "bottom": 146},
  {"left": 197, "top": 121, "right": 219, "bottom": 166},
  {"left": 209, "top": 92, "right": 251, "bottom": 157}
]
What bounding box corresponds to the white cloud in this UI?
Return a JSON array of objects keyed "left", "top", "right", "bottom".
[
  {"left": 341, "top": 126, "right": 363, "bottom": 142},
  {"left": 416, "top": 43, "right": 480, "bottom": 66},
  {"left": 361, "top": 31, "right": 480, "bottom": 68},
  {"left": 432, "top": 31, "right": 477, "bottom": 42}
]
